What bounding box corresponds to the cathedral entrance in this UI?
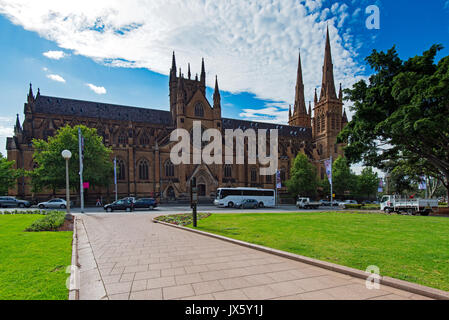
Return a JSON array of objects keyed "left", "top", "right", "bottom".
[{"left": 198, "top": 184, "right": 206, "bottom": 197}]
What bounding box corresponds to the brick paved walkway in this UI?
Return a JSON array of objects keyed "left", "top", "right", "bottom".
[{"left": 76, "top": 214, "right": 430, "bottom": 300}]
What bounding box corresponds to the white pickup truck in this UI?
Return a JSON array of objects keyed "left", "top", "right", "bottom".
[
  {"left": 380, "top": 195, "right": 439, "bottom": 216},
  {"left": 296, "top": 197, "right": 321, "bottom": 209}
]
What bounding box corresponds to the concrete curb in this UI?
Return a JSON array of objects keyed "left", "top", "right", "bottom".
[
  {"left": 152, "top": 218, "right": 449, "bottom": 300},
  {"left": 68, "top": 217, "right": 79, "bottom": 300}
]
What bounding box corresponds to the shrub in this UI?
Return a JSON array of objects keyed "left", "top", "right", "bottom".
[
  {"left": 25, "top": 211, "right": 66, "bottom": 232},
  {"left": 155, "top": 213, "right": 211, "bottom": 226},
  {"left": 344, "top": 204, "right": 363, "bottom": 209},
  {"left": 1, "top": 209, "right": 47, "bottom": 215}
]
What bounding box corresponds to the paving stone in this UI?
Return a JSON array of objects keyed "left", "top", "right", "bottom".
[{"left": 77, "top": 214, "right": 423, "bottom": 301}]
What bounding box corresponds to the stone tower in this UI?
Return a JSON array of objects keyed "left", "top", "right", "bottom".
[
  {"left": 169, "top": 52, "right": 207, "bottom": 126},
  {"left": 289, "top": 51, "right": 312, "bottom": 128},
  {"left": 312, "top": 27, "right": 347, "bottom": 179}
]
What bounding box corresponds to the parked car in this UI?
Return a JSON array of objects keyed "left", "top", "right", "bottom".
[
  {"left": 38, "top": 198, "right": 68, "bottom": 209},
  {"left": 319, "top": 199, "right": 331, "bottom": 206},
  {"left": 338, "top": 200, "right": 358, "bottom": 206},
  {"left": 121, "top": 197, "right": 136, "bottom": 203},
  {"left": 237, "top": 199, "right": 259, "bottom": 209},
  {"left": 0, "top": 196, "right": 31, "bottom": 208},
  {"left": 133, "top": 198, "right": 158, "bottom": 210},
  {"left": 104, "top": 199, "right": 134, "bottom": 212}
]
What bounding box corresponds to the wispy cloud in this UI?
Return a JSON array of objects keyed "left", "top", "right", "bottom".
[
  {"left": 46, "top": 74, "right": 66, "bottom": 83},
  {"left": 0, "top": 116, "right": 14, "bottom": 156},
  {"left": 0, "top": 0, "right": 366, "bottom": 124},
  {"left": 43, "top": 50, "right": 68, "bottom": 60},
  {"left": 86, "top": 83, "right": 107, "bottom": 95}
]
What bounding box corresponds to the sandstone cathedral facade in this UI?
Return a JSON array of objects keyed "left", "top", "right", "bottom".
[{"left": 7, "top": 28, "right": 348, "bottom": 203}]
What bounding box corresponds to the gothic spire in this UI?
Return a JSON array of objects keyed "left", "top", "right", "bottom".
[
  {"left": 320, "top": 26, "right": 337, "bottom": 101},
  {"left": 188, "top": 63, "right": 191, "bottom": 79},
  {"left": 339, "top": 83, "right": 343, "bottom": 101},
  {"left": 314, "top": 88, "right": 318, "bottom": 104},
  {"left": 27, "top": 83, "right": 34, "bottom": 104},
  {"left": 308, "top": 102, "right": 312, "bottom": 117},
  {"left": 200, "top": 58, "right": 206, "bottom": 84},
  {"left": 170, "top": 51, "right": 177, "bottom": 80},
  {"left": 14, "top": 114, "right": 22, "bottom": 135},
  {"left": 213, "top": 75, "right": 221, "bottom": 108},
  {"left": 294, "top": 50, "right": 307, "bottom": 115},
  {"left": 342, "top": 108, "right": 348, "bottom": 123}
]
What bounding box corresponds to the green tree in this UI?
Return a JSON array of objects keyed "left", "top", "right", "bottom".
[
  {"left": 30, "top": 125, "right": 114, "bottom": 194},
  {"left": 356, "top": 167, "right": 379, "bottom": 200},
  {"left": 286, "top": 153, "right": 317, "bottom": 198},
  {"left": 0, "top": 153, "right": 22, "bottom": 195},
  {"left": 332, "top": 156, "right": 357, "bottom": 198},
  {"left": 339, "top": 45, "right": 449, "bottom": 205}
]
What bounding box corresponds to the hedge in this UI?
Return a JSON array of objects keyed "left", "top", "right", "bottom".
[{"left": 25, "top": 211, "right": 66, "bottom": 232}]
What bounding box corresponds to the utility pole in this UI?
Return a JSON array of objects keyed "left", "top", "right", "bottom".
[{"left": 78, "top": 128, "right": 85, "bottom": 213}]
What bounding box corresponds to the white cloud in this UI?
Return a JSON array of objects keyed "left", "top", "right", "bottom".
[
  {"left": 43, "top": 50, "right": 68, "bottom": 60},
  {"left": 86, "top": 83, "right": 107, "bottom": 95},
  {"left": 0, "top": 117, "right": 14, "bottom": 156},
  {"left": 46, "top": 74, "right": 66, "bottom": 83},
  {"left": 0, "top": 0, "right": 366, "bottom": 123}
]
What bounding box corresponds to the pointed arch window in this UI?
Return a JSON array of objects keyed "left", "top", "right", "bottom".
[
  {"left": 321, "top": 116, "right": 325, "bottom": 132},
  {"left": 194, "top": 102, "right": 204, "bottom": 117},
  {"left": 251, "top": 167, "right": 257, "bottom": 182},
  {"left": 165, "top": 160, "right": 174, "bottom": 177},
  {"left": 280, "top": 167, "right": 286, "bottom": 182},
  {"left": 224, "top": 164, "right": 232, "bottom": 178},
  {"left": 140, "top": 134, "right": 150, "bottom": 146},
  {"left": 317, "top": 116, "right": 321, "bottom": 133},
  {"left": 138, "top": 159, "right": 149, "bottom": 180},
  {"left": 118, "top": 132, "right": 128, "bottom": 145},
  {"left": 117, "top": 159, "right": 126, "bottom": 181}
]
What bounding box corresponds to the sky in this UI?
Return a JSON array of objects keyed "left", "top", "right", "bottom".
[{"left": 0, "top": 0, "right": 448, "bottom": 174}]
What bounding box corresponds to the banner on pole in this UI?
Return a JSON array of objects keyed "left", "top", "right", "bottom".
[
  {"left": 83, "top": 182, "right": 90, "bottom": 189},
  {"left": 324, "top": 158, "right": 332, "bottom": 185},
  {"left": 276, "top": 170, "right": 282, "bottom": 189},
  {"left": 378, "top": 178, "right": 383, "bottom": 193},
  {"left": 418, "top": 176, "right": 427, "bottom": 190}
]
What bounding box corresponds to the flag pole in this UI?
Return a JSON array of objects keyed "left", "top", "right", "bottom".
[
  {"left": 78, "top": 127, "right": 85, "bottom": 213},
  {"left": 114, "top": 157, "right": 118, "bottom": 202},
  {"left": 330, "top": 156, "right": 333, "bottom": 208}
]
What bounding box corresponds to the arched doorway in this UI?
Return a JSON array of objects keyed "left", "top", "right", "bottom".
[
  {"left": 198, "top": 184, "right": 206, "bottom": 197},
  {"left": 166, "top": 186, "right": 175, "bottom": 201}
]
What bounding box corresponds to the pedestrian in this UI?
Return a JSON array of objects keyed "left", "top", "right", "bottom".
[{"left": 96, "top": 198, "right": 101, "bottom": 206}]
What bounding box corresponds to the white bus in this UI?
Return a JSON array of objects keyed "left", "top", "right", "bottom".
[{"left": 214, "top": 188, "right": 276, "bottom": 208}]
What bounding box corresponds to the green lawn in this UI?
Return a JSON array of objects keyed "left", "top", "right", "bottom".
[
  {"left": 0, "top": 215, "right": 73, "bottom": 300},
  {"left": 189, "top": 212, "right": 449, "bottom": 291}
]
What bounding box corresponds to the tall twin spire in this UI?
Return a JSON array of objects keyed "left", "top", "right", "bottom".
[
  {"left": 294, "top": 50, "right": 307, "bottom": 116},
  {"left": 319, "top": 26, "right": 337, "bottom": 101}
]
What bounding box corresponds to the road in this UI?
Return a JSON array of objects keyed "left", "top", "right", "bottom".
[{"left": 1, "top": 204, "right": 343, "bottom": 215}]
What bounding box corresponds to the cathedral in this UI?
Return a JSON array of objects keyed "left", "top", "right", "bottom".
[{"left": 7, "top": 28, "right": 348, "bottom": 203}]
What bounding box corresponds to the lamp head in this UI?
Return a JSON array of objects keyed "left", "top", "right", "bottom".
[{"left": 61, "top": 150, "right": 72, "bottom": 160}]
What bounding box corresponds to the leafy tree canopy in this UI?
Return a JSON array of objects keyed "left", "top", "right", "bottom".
[
  {"left": 286, "top": 153, "right": 317, "bottom": 198},
  {"left": 30, "top": 125, "right": 114, "bottom": 193},
  {"left": 339, "top": 44, "right": 449, "bottom": 200},
  {"left": 0, "top": 153, "right": 22, "bottom": 196}
]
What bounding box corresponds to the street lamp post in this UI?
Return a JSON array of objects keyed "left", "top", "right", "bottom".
[{"left": 62, "top": 150, "right": 72, "bottom": 220}]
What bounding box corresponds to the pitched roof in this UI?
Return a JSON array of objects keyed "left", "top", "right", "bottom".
[
  {"left": 222, "top": 118, "right": 312, "bottom": 139},
  {"left": 34, "top": 95, "right": 172, "bottom": 125},
  {"left": 32, "top": 95, "right": 311, "bottom": 138}
]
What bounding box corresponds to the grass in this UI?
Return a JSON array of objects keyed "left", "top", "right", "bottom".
[
  {"left": 0, "top": 215, "right": 73, "bottom": 300},
  {"left": 188, "top": 211, "right": 449, "bottom": 291}
]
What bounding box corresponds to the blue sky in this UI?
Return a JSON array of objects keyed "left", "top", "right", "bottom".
[{"left": 0, "top": 0, "right": 448, "bottom": 161}]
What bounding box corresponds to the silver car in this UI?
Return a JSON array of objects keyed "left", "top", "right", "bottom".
[{"left": 38, "top": 198, "right": 68, "bottom": 209}]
